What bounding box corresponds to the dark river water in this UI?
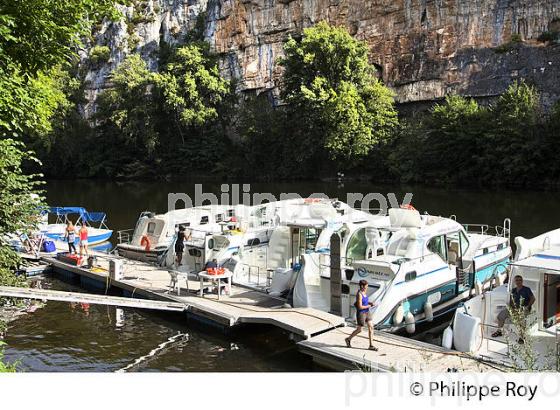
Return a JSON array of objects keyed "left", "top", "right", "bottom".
[{"left": 4, "top": 179, "right": 560, "bottom": 371}]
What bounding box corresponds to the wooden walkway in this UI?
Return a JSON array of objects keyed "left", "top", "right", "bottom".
[
  {"left": 0, "top": 286, "right": 186, "bottom": 312},
  {"left": 41, "top": 254, "right": 345, "bottom": 339},
  {"left": 298, "top": 326, "right": 506, "bottom": 372}
]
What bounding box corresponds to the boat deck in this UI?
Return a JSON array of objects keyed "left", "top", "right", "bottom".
[{"left": 42, "top": 252, "right": 345, "bottom": 338}]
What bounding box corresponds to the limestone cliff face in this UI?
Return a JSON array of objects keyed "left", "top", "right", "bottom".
[{"left": 82, "top": 0, "right": 560, "bottom": 115}]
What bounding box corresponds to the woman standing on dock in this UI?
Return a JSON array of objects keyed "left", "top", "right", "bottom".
[
  {"left": 65, "top": 221, "right": 77, "bottom": 254},
  {"left": 175, "top": 226, "right": 187, "bottom": 266},
  {"left": 345, "top": 280, "right": 378, "bottom": 351},
  {"left": 79, "top": 222, "right": 89, "bottom": 258}
]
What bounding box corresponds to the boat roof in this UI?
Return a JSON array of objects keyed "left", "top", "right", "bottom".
[
  {"left": 46, "top": 206, "right": 86, "bottom": 215},
  {"left": 511, "top": 249, "right": 560, "bottom": 273},
  {"left": 44, "top": 207, "right": 106, "bottom": 222}
]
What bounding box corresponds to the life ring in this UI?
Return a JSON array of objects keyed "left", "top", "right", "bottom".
[
  {"left": 400, "top": 204, "right": 417, "bottom": 211},
  {"left": 140, "top": 235, "right": 151, "bottom": 252}
]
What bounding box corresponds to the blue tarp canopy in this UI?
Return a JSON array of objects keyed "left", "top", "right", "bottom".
[
  {"left": 46, "top": 207, "right": 86, "bottom": 217},
  {"left": 42, "top": 207, "right": 107, "bottom": 226},
  {"left": 83, "top": 212, "right": 106, "bottom": 222}
]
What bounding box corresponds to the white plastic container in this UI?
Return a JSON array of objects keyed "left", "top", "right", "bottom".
[{"left": 109, "top": 258, "right": 124, "bottom": 281}]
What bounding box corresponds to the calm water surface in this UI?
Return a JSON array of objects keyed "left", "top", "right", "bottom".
[{"left": 4, "top": 179, "right": 560, "bottom": 371}]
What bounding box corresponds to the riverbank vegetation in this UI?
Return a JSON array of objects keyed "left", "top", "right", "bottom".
[
  {"left": 25, "top": 19, "right": 558, "bottom": 187},
  {"left": 0, "top": 0, "right": 117, "bottom": 289}
]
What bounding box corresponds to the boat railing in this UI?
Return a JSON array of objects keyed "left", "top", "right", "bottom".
[
  {"left": 237, "top": 261, "right": 269, "bottom": 287},
  {"left": 463, "top": 218, "right": 511, "bottom": 240},
  {"left": 462, "top": 223, "right": 489, "bottom": 235},
  {"left": 352, "top": 207, "right": 385, "bottom": 216},
  {"left": 117, "top": 229, "right": 134, "bottom": 244}
]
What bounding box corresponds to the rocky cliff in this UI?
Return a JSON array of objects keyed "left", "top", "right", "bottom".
[{"left": 82, "top": 0, "right": 560, "bottom": 115}]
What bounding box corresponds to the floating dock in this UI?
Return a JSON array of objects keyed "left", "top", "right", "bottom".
[
  {"left": 0, "top": 286, "right": 186, "bottom": 312},
  {"left": 41, "top": 253, "right": 345, "bottom": 339},
  {"left": 297, "top": 326, "right": 506, "bottom": 372},
  {"left": 24, "top": 252, "right": 507, "bottom": 372}
]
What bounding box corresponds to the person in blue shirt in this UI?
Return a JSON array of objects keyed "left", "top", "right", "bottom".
[
  {"left": 492, "top": 275, "right": 535, "bottom": 338},
  {"left": 345, "top": 279, "right": 378, "bottom": 351}
]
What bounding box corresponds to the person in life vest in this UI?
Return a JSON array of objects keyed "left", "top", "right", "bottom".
[{"left": 140, "top": 234, "right": 151, "bottom": 252}]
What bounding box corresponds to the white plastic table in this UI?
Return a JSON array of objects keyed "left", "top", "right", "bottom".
[{"left": 198, "top": 270, "right": 233, "bottom": 300}]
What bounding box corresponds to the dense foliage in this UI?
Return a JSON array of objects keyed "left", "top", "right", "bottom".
[
  {"left": 0, "top": 0, "right": 119, "bottom": 288},
  {"left": 386, "top": 81, "right": 559, "bottom": 186},
  {"left": 280, "top": 22, "right": 398, "bottom": 161},
  {"left": 89, "top": 43, "right": 233, "bottom": 179}
]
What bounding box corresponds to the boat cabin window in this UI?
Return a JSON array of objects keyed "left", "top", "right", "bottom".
[
  {"left": 147, "top": 222, "right": 156, "bottom": 235},
  {"left": 216, "top": 214, "right": 223, "bottom": 223},
  {"left": 497, "top": 243, "right": 504, "bottom": 250},
  {"left": 200, "top": 216, "right": 209, "bottom": 225},
  {"left": 188, "top": 249, "right": 201, "bottom": 257},
  {"left": 211, "top": 236, "right": 229, "bottom": 250},
  {"left": 247, "top": 238, "right": 260, "bottom": 247},
  {"left": 346, "top": 228, "right": 367, "bottom": 262},
  {"left": 445, "top": 231, "right": 468, "bottom": 264},
  {"left": 459, "top": 231, "right": 469, "bottom": 254},
  {"left": 227, "top": 209, "right": 234, "bottom": 217},
  {"left": 427, "top": 235, "right": 447, "bottom": 261},
  {"left": 405, "top": 271, "right": 417, "bottom": 282}
]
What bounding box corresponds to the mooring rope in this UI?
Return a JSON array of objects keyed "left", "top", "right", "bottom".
[{"left": 116, "top": 332, "right": 189, "bottom": 373}]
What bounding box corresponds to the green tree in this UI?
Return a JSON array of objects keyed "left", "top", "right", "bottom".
[
  {"left": 0, "top": 0, "right": 113, "bottom": 289},
  {"left": 280, "top": 21, "right": 397, "bottom": 162},
  {"left": 485, "top": 81, "right": 543, "bottom": 184},
  {"left": 421, "top": 95, "right": 489, "bottom": 183},
  {"left": 0, "top": 139, "right": 43, "bottom": 289},
  {"left": 96, "top": 54, "right": 159, "bottom": 154},
  {"left": 0, "top": 0, "right": 118, "bottom": 76},
  {"left": 157, "top": 44, "right": 230, "bottom": 144}
]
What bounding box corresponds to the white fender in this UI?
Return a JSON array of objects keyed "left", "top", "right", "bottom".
[
  {"left": 452, "top": 311, "right": 481, "bottom": 352},
  {"left": 423, "top": 301, "right": 433, "bottom": 322},
  {"left": 404, "top": 311, "right": 415, "bottom": 334},
  {"left": 392, "top": 304, "right": 404, "bottom": 326},
  {"left": 442, "top": 326, "right": 453, "bottom": 349}
]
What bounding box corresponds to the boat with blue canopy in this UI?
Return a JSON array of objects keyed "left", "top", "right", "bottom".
[{"left": 39, "top": 207, "right": 113, "bottom": 245}]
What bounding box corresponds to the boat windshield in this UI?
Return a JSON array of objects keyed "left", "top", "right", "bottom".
[{"left": 346, "top": 228, "right": 367, "bottom": 262}]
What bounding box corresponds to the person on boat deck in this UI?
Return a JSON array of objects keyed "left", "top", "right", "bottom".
[
  {"left": 345, "top": 280, "right": 378, "bottom": 351},
  {"left": 65, "top": 221, "right": 77, "bottom": 254},
  {"left": 175, "top": 226, "right": 188, "bottom": 266},
  {"left": 491, "top": 275, "right": 535, "bottom": 338},
  {"left": 79, "top": 222, "right": 89, "bottom": 257}
]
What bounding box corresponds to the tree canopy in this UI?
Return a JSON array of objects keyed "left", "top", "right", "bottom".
[{"left": 280, "top": 21, "right": 398, "bottom": 160}]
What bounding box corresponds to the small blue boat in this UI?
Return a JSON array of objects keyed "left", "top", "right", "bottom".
[{"left": 40, "top": 207, "right": 113, "bottom": 246}]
